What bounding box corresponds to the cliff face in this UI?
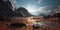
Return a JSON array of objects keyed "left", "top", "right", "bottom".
[
  {"left": 0, "top": 0, "right": 13, "bottom": 17},
  {"left": 13, "top": 7, "right": 31, "bottom": 17}
]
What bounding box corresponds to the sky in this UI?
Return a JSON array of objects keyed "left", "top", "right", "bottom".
[{"left": 10, "top": 0, "right": 60, "bottom": 16}]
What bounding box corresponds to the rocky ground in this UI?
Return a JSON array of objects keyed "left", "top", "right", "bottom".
[{"left": 0, "top": 17, "right": 60, "bottom": 30}]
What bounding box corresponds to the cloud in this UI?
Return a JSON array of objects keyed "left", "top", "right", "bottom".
[
  {"left": 10, "top": 0, "right": 19, "bottom": 8},
  {"left": 37, "top": 6, "right": 54, "bottom": 16},
  {"left": 38, "top": 0, "right": 42, "bottom": 4},
  {"left": 25, "top": 5, "right": 55, "bottom": 16},
  {"left": 25, "top": 4, "right": 38, "bottom": 15},
  {"left": 24, "top": 5, "right": 54, "bottom": 16},
  {"left": 10, "top": 0, "right": 17, "bottom": 4}
]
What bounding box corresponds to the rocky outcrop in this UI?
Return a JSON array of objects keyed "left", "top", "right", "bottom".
[
  {"left": 13, "top": 7, "right": 31, "bottom": 17},
  {"left": 0, "top": 0, "right": 13, "bottom": 17}
]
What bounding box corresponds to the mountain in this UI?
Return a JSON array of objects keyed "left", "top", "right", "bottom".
[
  {"left": 0, "top": 0, "right": 13, "bottom": 17},
  {"left": 13, "top": 7, "right": 32, "bottom": 17}
]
